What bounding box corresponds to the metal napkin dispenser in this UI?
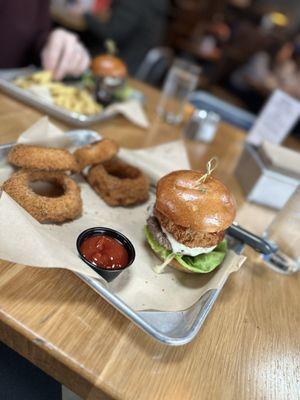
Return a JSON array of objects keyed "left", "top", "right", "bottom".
[{"left": 235, "top": 142, "right": 300, "bottom": 209}]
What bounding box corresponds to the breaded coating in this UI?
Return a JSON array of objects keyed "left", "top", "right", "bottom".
[
  {"left": 154, "top": 208, "right": 225, "bottom": 248},
  {"left": 8, "top": 144, "right": 79, "bottom": 173},
  {"left": 74, "top": 139, "right": 119, "bottom": 170},
  {"left": 2, "top": 170, "right": 82, "bottom": 223},
  {"left": 87, "top": 158, "right": 149, "bottom": 207}
]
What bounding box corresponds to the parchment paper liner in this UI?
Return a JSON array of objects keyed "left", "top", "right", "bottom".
[{"left": 0, "top": 117, "right": 245, "bottom": 311}]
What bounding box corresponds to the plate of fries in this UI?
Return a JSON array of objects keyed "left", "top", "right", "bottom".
[
  {"left": 14, "top": 70, "right": 102, "bottom": 116},
  {"left": 0, "top": 67, "right": 117, "bottom": 126}
]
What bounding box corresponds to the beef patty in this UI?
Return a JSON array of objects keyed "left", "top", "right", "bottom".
[{"left": 146, "top": 216, "right": 172, "bottom": 250}]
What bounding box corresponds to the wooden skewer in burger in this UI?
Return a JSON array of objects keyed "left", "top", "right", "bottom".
[{"left": 145, "top": 158, "right": 237, "bottom": 273}]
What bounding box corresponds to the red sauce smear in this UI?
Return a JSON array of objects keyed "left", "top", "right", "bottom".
[{"left": 80, "top": 235, "right": 128, "bottom": 270}]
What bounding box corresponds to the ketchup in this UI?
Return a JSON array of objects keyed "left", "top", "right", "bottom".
[{"left": 80, "top": 235, "right": 129, "bottom": 270}]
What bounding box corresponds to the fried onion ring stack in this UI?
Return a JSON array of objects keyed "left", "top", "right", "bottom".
[
  {"left": 74, "top": 139, "right": 119, "bottom": 170},
  {"left": 2, "top": 170, "right": 82, "bottom": 223},
  {"left": 3, "top": 144, "right": 82, "bottom": 223},
  {"left": 8, "top": 144, "right": 79, "bottom": 173},
  {"left": 2, "top": 137, "right": 150, "bottom": 223},
  {"left": 87, "top": 158, "right": 150, "bottom": 206},
  {"left": 74, "top": 138, "right": 150, "bottom": 206}
]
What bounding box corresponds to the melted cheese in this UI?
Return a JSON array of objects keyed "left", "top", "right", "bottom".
[{"left": 161, "top": 226, "right": 216, "bottom": 256}]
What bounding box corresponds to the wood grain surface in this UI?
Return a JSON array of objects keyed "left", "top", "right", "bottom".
[{"left": 0, "top": 79, "right": 300, "bottom": 400}]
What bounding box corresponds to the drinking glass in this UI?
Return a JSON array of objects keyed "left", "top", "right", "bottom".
[
  {"left": 157, "top": 59, "right": 201, "bottom": 124},
  {"left": 263, "top": 185, "right": 300, "bottom": 274}
]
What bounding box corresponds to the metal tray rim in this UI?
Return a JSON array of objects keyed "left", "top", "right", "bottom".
[{"left": 75, "top": 271, "right": 223, "bottom": 346}]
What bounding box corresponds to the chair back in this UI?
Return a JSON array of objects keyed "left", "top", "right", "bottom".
[{"left": 135, "top": 47, "right": 174, "bottom": 86}]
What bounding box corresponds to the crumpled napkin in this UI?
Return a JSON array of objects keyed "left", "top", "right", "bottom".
[{"left": 105, "top": 99, "right": 149, "bottom": 129}]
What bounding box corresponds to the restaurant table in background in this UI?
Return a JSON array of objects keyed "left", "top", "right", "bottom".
[{"left": 0, "top": 79, "right": 300, "bottom": 400}]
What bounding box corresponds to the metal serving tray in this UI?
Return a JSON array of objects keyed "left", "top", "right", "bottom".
[
  {"left": 0, "top": 67, "right": 117, "bottom": 127},
  {"left": 76, "top": 242, "right": 243, "bottom": 346},
  {"left": 0, "top": 132, "right": 244, "bottom": 346}
]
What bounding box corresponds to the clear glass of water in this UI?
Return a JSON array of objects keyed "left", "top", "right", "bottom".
[
  {"left": 157, "top": 59, "right": 201, "bottom": 125},
  {"left": 263, "top": 185, "right": 300, "bottom": 274}
]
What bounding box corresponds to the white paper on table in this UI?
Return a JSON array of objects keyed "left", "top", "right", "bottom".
[
  {"left": 247, "top": 89, "right": 300, "bottom": 146},
  {"left": 119, "top": 140, "right": 191, "bottom": 184},
  {"left": 105, "top": 99, "right": 149, "bottom": 129},
  {"left": 18, "top": 117, "right": 73, "bottom": 148},
  {"left": 0, "top": 118, "right": 246, "bottom": 311}
]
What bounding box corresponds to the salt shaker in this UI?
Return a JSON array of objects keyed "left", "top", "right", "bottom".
[{"left": 183, "top": 110, "right": 220, "bottom": 143}]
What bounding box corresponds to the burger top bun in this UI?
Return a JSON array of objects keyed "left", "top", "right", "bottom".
[
  {"left": 91, "top": 54, "right": 127, "bottom": 78},
  {"left": 155, "top": 170, "right": 236, "bottom": 233}
]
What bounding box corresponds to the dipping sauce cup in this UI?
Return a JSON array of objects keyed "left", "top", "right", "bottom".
[{"left": 77, "top": 227, "right": 135, "bottom": 282}]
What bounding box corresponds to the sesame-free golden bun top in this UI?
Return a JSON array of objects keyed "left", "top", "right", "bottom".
[
  {"left": 91, "top": 54, "right": 127, "bottom": 78},
  {"left": 155, "top": 170, "right": 236, "bottom": 233}
]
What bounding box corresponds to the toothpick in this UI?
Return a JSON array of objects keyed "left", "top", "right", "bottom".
[
  {"left": 193, "top": 156, "right": 218, "bottom": 190},
  {"left": 153, "top": 253, "right": 176, "bottom": 274}
]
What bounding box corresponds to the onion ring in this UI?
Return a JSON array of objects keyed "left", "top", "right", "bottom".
[
  {"left": 8, "top": 144, "right": 79, "bottom": 173},
  {"left": 87, "top": 158, "right": 149, "bottom": 206},
  {"left": 2, "top": 170, "right": 82, "bottom": 223},
  {"left": 74, "top": 139, "right": 119, "bottom": 170}
]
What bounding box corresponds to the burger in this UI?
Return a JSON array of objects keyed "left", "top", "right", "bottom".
[
  {"left": 91, "top": 54, "right": 127, "bottom": 80},
  {"left": 91, "top": 54, "right": 127, "bottom": 105},
  {"left": 145, "top": 170, "right": 236, "bottom": 273}
]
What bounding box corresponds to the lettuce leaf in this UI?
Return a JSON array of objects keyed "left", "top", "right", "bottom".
[
  {"left": 144, "top": 226, "right": 227, "bottom": 273},
  {"left": 114, "top": 83, "right": 134, "bottom": 101}
]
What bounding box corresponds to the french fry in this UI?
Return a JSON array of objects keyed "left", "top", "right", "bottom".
[{"left": 14, "top": 71, "right": 102, "bottom": 115}]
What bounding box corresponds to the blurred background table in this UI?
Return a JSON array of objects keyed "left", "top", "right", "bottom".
[{"left": 0, "top": 80, "right": 300, "bottom": 400}]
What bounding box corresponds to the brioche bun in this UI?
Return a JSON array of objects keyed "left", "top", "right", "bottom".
[
  {"left": 91, "top": 54, "right": 127, "bottom": 78},
  {"left": 156, "top": 170, "right": 236, "bottom": 233}
]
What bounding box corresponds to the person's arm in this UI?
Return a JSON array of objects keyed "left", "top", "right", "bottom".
[
  {"left": 31, "top": 0, "right": 52, "bottom": 65},
  {"left": 84, "top": 0, "right": 141, "bottom": 44}
]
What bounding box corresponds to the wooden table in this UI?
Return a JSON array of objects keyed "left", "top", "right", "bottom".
[{"left": 0, "top": 80, "right": 300, "bottom": 400}]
